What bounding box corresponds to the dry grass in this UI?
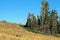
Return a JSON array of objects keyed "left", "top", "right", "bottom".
[{"left": 0, "top": 21, "right": 60, "bottom": 40}]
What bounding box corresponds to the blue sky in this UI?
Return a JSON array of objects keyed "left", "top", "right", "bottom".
[{"left": 0, "top": 0, "right": 60, "bottom": 24}]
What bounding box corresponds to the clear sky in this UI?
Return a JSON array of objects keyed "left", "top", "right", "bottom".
[{"left": 0, "top": 0, "right": 60, "bottom": 24}]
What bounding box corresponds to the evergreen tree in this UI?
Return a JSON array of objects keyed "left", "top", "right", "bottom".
[
  {"left": 44, "top": 11, "right": 51, "bottom": 34},
  {"left": 40, "top": 0, "right": 49, "bottom": 25},
  {"left": 30, "top": 13, "right": 38, "bottom": 30},
  {"left": 26, "top": 12, "right": 38, "bottom": 30},
  {"left": 25, "top": 0, "right": 59, "bottom": 35},
  {"left": 26, "top": 12, "right": 31, "bottom": 27},
  {"left": 37, "top": 15, "right": 40, "bottom": 26},
  {"left": 40, "top": 0, "right": 50, "bottom": 34},
  {"left": 37, "top": 15, "right": 41, "bottom": 31},
  {"left": 58, "top": 16, "right": 60, "bottom": 34},
  {"left": 51, "top": 10, "right": 58, "bottom": 35}
]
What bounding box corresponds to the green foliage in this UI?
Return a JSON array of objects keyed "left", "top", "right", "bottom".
[
  {"left": 24, "top": 0, "right": 59, "bottom": 36},
  {"left": 51, "top": 10, "right": 58, "bottom": 35},
  {"left": 40, "top": 0, "right": 49, "bottom": 26},
  {"left": 37, "top": 15, "right": 40, "bottom": 25},
  {"left": 26, "top": 12, "right": 38, "bottom": 31}
]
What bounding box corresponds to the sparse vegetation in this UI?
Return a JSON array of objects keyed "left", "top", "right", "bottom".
[
  {"left": 0, "top": 0, "right": 60, "bottom": 40},
  {"left": 0, "top": 21, "right": 60, "bottom": 40}
]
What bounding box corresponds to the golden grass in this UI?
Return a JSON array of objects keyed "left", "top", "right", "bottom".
[{"left": 0, "top": 21, "right": 60, "bottom": 40}]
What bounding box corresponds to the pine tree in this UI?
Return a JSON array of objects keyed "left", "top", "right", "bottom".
[
  {"left": 40, "top": 0, "right": 49, "bottom": 25},
  {"left": 31, "top": 14, "right": 38, "bottom": 30},
  {"left": 58, "top": 16, "right": 60, "bottom": 34},
  {"left": 26, "top": 12, "right": 31, "bottom": 27},
  {"left": 40, "top": 0, "right": 50, "bottom": 34},
  {"left": 51, "top": 10, "right": 58, "bottom": 35},
  {"left": 37, "top": 15, "right": 39, "bottom": 25},
  {"left": 44, "top": 11, "right": 51, "bottom": 34},
  {"left": 26, "top": 12, "right": 38, "bottom": 31},
  {"left": 37, "top": 15, "right": 40, "bottom": 26}
]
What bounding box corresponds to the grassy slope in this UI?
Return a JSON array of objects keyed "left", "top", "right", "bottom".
[{"left": 0, "top": 21, "right": 60, "bottom": 40}]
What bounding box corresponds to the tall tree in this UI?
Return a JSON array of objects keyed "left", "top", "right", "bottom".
[
  {"left": 40, "top": 0, "right": 49, "bottom": 26},
  {"left": 44, "top": 11, "right": 51, "bottom": 34},
  {"left": 40, "top": 0, "right": 50, "bottom": 34},
  {"left": 58, "top": 16, "right": 60, "bottom": 34},
  {"left": 51, "top": 10, "right": 58, "bottom": 35}
]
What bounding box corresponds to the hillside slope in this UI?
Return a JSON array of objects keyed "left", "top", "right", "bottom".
[{"left": 0, "top": 21, "right": 60, "bottom": 40}]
